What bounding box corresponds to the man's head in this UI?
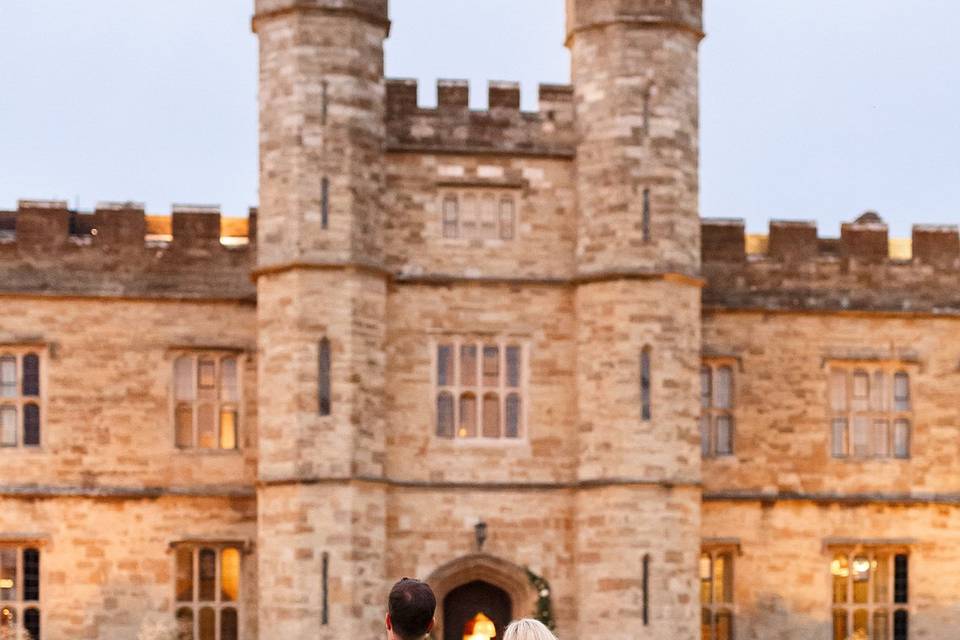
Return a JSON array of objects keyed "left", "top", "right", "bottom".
[{"left": 386, "top": 578, "right": 437, "bottom": 640}]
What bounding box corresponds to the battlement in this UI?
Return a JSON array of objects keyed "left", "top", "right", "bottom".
[
  {"left": 385, "top": 79, "right": 576, "bottom": 158},
  {"left": 0, "top": 200, "right": 256, "bottom": 301},
  {"left": 702, "top": 213, "right": 960, "bottom": 314}
]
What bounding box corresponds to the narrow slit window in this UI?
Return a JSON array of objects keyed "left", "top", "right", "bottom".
[
  {"left": 642, "top": 554, "right": 650, "bottom": 626},
  {"left": 23, "top": 403, "right": 40, "bottom": 447},
  {"left": 321, "top": 551, "right": 330, "bottom": 626},
  {"left": 442, "top": 196, "right": 459, "bottom": 239},
  {"left": 321, "top": 177, "right": 330, "bottom": 230},
  {"left": 319, "top": 338, "right": 332, "bottom": 416},
  {"left": 21, "top": 354, "right": 39, "bottom": 397},
  {"left": 642, "top": 188, "right": 651, "bottom": 242},
  {"left": 640, "top": 347, "right": 652, "bottom": 421}
]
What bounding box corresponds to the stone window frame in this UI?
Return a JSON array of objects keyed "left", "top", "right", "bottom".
[
  {"left": 432, "top": 337, "right": 529, "bottom": 443},
  {"left": 828, "top": 542, "right": 910, "bottom": 640},
  {"left": 0, "top": 541, "right": 43, "bottom": 640},
  {"left": 172, "top": 542, "right": 245, "bottom": 640},
  {"left": 827, "top": 362, "right": 913, "bottom": 460},
  {"left": 0, "top": 347, "right": 46, "bottom": 450},
  {"left": 701, "top": 359, "right": 736, "bottom": 458},
  {"left": 700, "top": 541, "right": 738, "bottom": 640},
  {"left": 170, "top": 351, "right": 245, "bottom": 452},
  {"left": 437, "top": 189, "right": 519, "bottom": 242}
]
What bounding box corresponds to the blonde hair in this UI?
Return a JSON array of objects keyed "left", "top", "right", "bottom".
[{"left": 503, "top": 619, "right": 558, "bottom": 640}]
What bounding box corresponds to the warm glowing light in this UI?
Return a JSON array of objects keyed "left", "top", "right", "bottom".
[
  {"left": 463, "top": 612, "right": 496, "bottom": 640},
  {"left": 830, "top": 559, "right": 849, "bottom": 578},
  {"left": 852, "top": 557, "right": 871, "bottom": 575},
  {"left": 0, "top": 580, "right": 12, "bottom": 590}
]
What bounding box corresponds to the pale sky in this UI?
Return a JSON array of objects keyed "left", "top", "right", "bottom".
[{"left": 1, "top": 1, "right": 958, "bottom": 237}]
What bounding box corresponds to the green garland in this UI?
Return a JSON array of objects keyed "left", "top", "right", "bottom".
[{"left": 525, "top": 567, "right": 556, "bottom": 630}]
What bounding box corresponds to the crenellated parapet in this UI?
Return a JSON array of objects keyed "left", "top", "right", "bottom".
[
  {"left": 702, "top": 213, "right": 960, "bottom": 314},
  {"left": 0, "top": 200, "right": 255, "bottom": 301},
  {"left": 385, "top": 79, "right": 576, "bottom": 158}
]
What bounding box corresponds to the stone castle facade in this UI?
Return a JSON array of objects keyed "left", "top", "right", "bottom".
[{"left": 0, "top": 1, "right": 955, "bottom": 638}]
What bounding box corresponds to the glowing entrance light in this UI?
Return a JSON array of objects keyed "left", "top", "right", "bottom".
[{"left": 463, "top": 612, "right": 496, "bottom": 640}]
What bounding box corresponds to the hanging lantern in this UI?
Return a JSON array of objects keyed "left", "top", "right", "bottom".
[{"left": 463, "top": 612, "right": 496, "bottom": 640}]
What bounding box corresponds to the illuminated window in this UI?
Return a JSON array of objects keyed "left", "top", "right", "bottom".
[
  {"left": 700, "top": 550, "right": 734, "bottom": 640},
  {"left": 0, "top": 545, "right": 41, "bottom": 639},
  {"left": 174, "top": 545, "right": 241, "bottom": 640},
  {"left": 829, "top": 366, "right": 911, "bottom": 459},
  {"left": 831, "top": 550, "right": 908, "bottom": 640},
  {"left": 439, "top": 192, "right": 518, "bottom": 241},
  {"left": 435, "top": 340, "right": 525, "bottom": 440},
  {"left": 173, "top": 354, "right": 241, "bottom": 450},
  {"left": 701, "top": 362, "right": 735, "bottom": 457},
  {"left": 0, "top": 351, "right": 42, "bottom": 449}
]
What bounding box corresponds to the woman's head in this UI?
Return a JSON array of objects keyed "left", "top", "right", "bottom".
[{"left": 503, "top": 619, "right": 558, "bottom": 640}]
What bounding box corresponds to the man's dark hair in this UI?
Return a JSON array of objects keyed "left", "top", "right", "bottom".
[{"left": 389, "top": 578, "right": 436, "bottom": 640}]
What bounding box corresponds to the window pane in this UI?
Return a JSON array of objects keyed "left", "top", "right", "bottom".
[
  {"left": 436, "top": 393, "right": 454, "bottom": 439},
  {"left": 222, "top": 607, "right": 239, "bottom": 640},
  {"left": 458, "top": 394, "right": 477, "bottom": 438},
  {"left": 853, "top": 610, "right": 868, "bottom": 637},
  {"left": 832, "top": 555, "right": 849, "bottom": 604},
  {"left": 461, "top": 195, "right": 478, "bottom": 236},
  {"left": 482, "top": 346, "right": 499, "bottom": 387},
  {"left": 852, "top": 371, "right": 869, "bottom": 411},
  {"left": 23, "top": 403, "right": 40, "bottom": 446},
  {"left": 830, "top": 370, "right": 847, "bottom": 411},
  {"left": 198, "top": 549, "right": 216, "bottom": 602},
  {"left": 700, "top": 415, "right": 711, "bottom": 457},
  {"left": 893, "top": 610, "right": 908, "bottom": 640},
  {"left": 894, "top": 373, "right": 910, "bottom": 411},
  {"left": 701, "top": 608, "right": 711, "bottom": 640},
  {"left": 1, "top": 406, "right": 16, "bottom": 447},
  {"left": 318, "top": 338, "right": 331, "bottom": 416},
  {"left": 718, "top": 553, "right": 733, "bottom": 604},
  {"left": 874, "top": 555, "right": 890, "bottom": 603},
  {"left": 23, "top": 548, "right": 39, "bottom": 601},
  {"left": 24, "top": 607, "right": 40, "bottom": 640},
  {"left": 715, "top": 611, "right": 732, "bottom": 640},
  {"left": 220, "top": 358, "right": 238, "bottom": 403},
  {"left": 853, "top": 418, "right": 870, "bottom": 458},
  {"left": 0, "top": 548, "right": 16, "bottom": 600},
  {"left": 506, "top": 346, "right": 521, "bottom": 388},
  {"left": 176, "top": 404, "right": 193, "bottom": 448},
  {"left": 873, "top": 611, "right": 889, "bottom": 640},
  {"left": 505, "top": 393, "right": 521, "bottom": 439},
  {"left": 833, "top": 610, "right": 848, "bottom": 640},
  {"left": 198, "top": 358, "right": 216, "bottom": 391},
  {"left": 443, "top": 196, "right": 459, "bottom": 239},
  {"left": 174, "top": 357, "right": 195, "bottom": 401},
  {"left": 0, "top": 607, "right": 15, "bottom": 627},
  {"left": 0, "top": 356, "right": 16, "bottom": 398},
  {"left": 176, "top": 608, "right": 194, "bottom": 640},
  {"left": 700, "top": 367, "right": 711, "bottom": 409},
  {"left": 480, "top": 196, "right": 497, "bottom": 239},
  {"left": 699, "top": 554, "right": 712, "bottom": 604},
  {"left": 221, "top": 547, "right": 240, "bottom": 602},
  {"left": 893, "top": 421, "right": 910, "bottom": 459},
  {"left": 716, "top": 416, "right": 733, "bottom": 456},
  {"left": 713, "top": 553, "right": 725, "bottom": 604},
  {"left": 437, "top": 345, "right": 453, "bottom": 387},
  {"left": 715, "top": 367, "right": 733, "bottom": 409},
  {"left": 198, "top": 607, "right": 216, "bottom": 640},
  {"left": 482, "top": 393, "right": 500, "bottom": 438},
  {"left": 22, "top": 354, "right": 40, "bottom": 397},
  {"left": 176, "top": 547, "right": 194, "bottom": 602},
  {"left": 197, "top": 405, "right": 216, "bottom": 449},
  {"left": 893, "top": 555, "right": 908, "bottom": 604},
  {"left": 219, "top": 409, "right": 238, "bottom": 450},
  {"left": 870, "top": 371, "right": 885, "bottom": 411},
  {"left": 852, "top": 556, "right": 870, "bottom": 603},
  {"left": 460, "top": 345, "right": 477, "bottom": 386},
  {"left": 832, "top": 419, "right": 848, "bottom": 458},
  {"left": 499, "top": 199, "right": 515, "bottom": 240},
  {"left": 873, "top": 420, "right": 889, "bottom": 458}
]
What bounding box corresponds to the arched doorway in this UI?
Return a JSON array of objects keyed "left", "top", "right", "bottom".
[{"left": 443, "top": 581, "right": 511, "bottom": 640}]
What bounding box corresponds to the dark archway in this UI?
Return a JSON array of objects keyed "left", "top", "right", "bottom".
[{"left": 442, "top": 580, "right": 512, "bottom": 640}]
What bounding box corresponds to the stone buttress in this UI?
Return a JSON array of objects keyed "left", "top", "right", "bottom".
[
  {"left": 252, "top": 0, "right": 389, "bottom": 637},
  {"left": 567, "top": 1, "right": 704, "bottom": 637}
]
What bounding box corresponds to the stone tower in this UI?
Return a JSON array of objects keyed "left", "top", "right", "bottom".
[
  {"left": 252, "top": 0, "right": 389, "bottom": 637},
  {"left": 567, "top": 1, "right": 704, "bottom": 638}
]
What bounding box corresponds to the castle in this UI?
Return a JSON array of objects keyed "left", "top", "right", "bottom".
[{"left": 0, "top": 0, "right": 954, "bottom": 638}]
